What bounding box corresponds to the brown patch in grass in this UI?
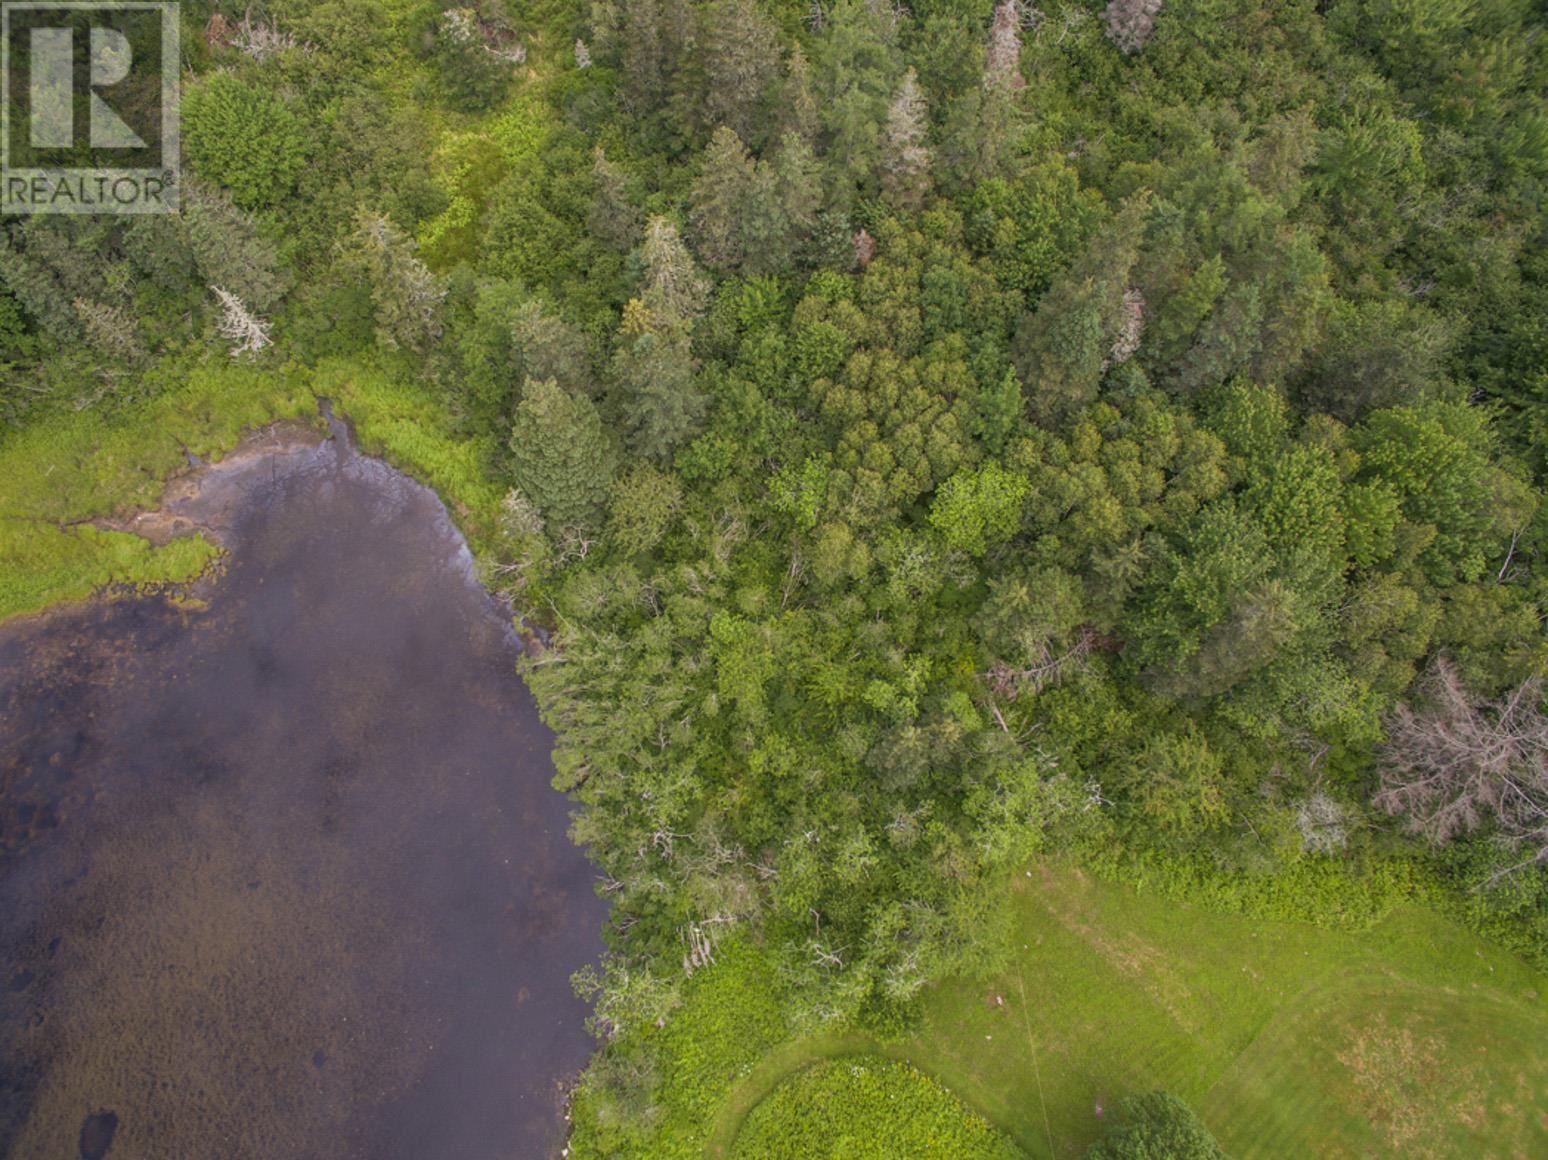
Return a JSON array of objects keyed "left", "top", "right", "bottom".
[{"left": 1336, "top": 1015, "right": 1489, "bottom": 1157}]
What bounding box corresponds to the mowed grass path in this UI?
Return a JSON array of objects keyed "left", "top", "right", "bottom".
[{"left": 720, "top": 864, "right": 1548, "bottom": 1159}]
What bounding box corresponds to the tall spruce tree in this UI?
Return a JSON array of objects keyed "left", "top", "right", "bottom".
[
  {"left": 341, "top": 211, "right": 445, "bottom": 353},
  {"left": 697, "top": 0, "right": 782, "bottom": 147},
  {"left": 589, "top": 148, "right": 645, "bottom": 254},
  {"left": 610, "top": 300, "right": 707, "bottom": 463},
  {"left": 690, "top": 128, "right": 757, "bottom": 272},
  {"left": 0, "top": 231, "right": 80, "bottom": 344},
  {"left": 640, "top": 216, "right": 711, "bottom": 326},
  {"left": 510, "top": 378, "right": 617, "bottom": 532},
  {"left": 182, "top": 180, "right": 288, "bottom": 313}
]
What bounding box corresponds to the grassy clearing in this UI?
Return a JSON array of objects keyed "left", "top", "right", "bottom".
[
  {"left": 0, "top": 358, "right": 495, "bottom": 623},
  {"left": 0, "top": 363, "right": 316, "bottom": 620},
  {"left": 730, "top": 1057, "right": 1022, "bottom": 1160},
  {"left": 710, "top": 863, "right": 1548, "bottom": 1159},
  {"left": 1205, "top": 977, "right": 1548, "bottom": 1159}
]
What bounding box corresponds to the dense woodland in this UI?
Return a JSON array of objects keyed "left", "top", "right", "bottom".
[{"left": 3, "top": 0, "right": 1547, "bottom": 1152}]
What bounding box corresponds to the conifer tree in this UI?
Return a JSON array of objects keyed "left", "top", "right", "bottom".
[
  {"left": 510, "top": 377, "right": 617, "bottom": 532},
  {"left": 617, "top": 0, "right": 665, "bottom": 113},
  {"left": 770, "top": 132, "right": 823, "bottom": 263},
  {"left": 690, "top": 128, "right": 757, "bottom": 271},
  {"left": 14, "top": 220, "right": 108, "bottom": 304},
  {"left": 1013, "top": 195, "right": 1149, "bottom": 422},
  {"left": 512, "top": 300, "right": 598, "bottom": 398},
  {"left": 934, "top": 0, "right": 1029, "bottom": 189},
  {"left": 610, "top": 300, "right": 707, "bottom": 463},
  {"left": 739, "top": 162, "right": 786, "bottom": 275},
  {"left": 589, "top": 148, "right": 645, "bottom": 253},
  {"left": 781, "top": 46, "right": 820, "bottom": 143},
  {"left": 698, "top": 0, "right": 782, "bottom": 146},
  {"left": 819, "top": 0, "right": 904, "bottom": 197},
  {"left": 182, "top": 180, "right": 288, "bottom": 312},
  {"left": 341, "top": 211, "right": 446, "bottom": 352},
  {"left": 121, "top": 216, "right": 199, "bottom": 297},
  {"left": 640, "top": 217, "right": 711, "bottom": 326},
  {"left": 0, "top": 232, "right": 80, "bottom": 343},
  {"left": 73, "top": 298, "right": 146, "bottom": 362}
]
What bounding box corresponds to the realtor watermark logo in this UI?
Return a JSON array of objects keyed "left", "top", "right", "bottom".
[{"left": 1, "top": 2, "right": 179, "bottom": 214}]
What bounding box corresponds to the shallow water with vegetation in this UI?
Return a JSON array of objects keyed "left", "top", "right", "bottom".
[{"left": 0, "top": 422, "right": 606, "bottom": 1158}]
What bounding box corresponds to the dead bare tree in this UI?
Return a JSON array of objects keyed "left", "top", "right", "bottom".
[
  {"left": 682, "top": 923, "right": 715, "bottom": 977},
  {"left": 1102, "top": 0, "right": 1163, "bottom": 55},
  {"left": 985, "top": 625, "right": 1104, "bottom": 698},
  {"left": 1106, "top": 287, "right": 1146, "bottom": 368},
  {"left": 1294, "top": 792, "right": 1350, "bottom": 854},
  {"left": 986, "top": 0, "right": 1027, "bottom": 88},
  {"left": 1375, "top": 658, "right": 1548, "bottom": 882},
  {"left": 229, "top": 9, "right": 313, "bottom": 61},
  {"left": 211, "top": 286, "right": 271, "bottom": 357},
  {"left": 808, "top": 942, "right": 845, "bottom": 970}
]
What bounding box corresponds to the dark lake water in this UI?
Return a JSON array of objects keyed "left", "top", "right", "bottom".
[{"left": 0, "top": 421, "right": 607, "bottom": 1158}]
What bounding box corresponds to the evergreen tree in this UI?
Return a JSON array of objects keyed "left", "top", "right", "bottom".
[
  {"left": 640, "top": 216, "right": 711, "bottom": 326},
  {"left": 1299, "top": 298, "right": 1455, "bottom": 421},
  {"left": 183, "top": 71, "right": 309, "bottom": 210},
  {"left": 1013, "top": 196, "right": 1149, "bottom": 423},
  {"left": 182, "top": 180, "right": 288, "bottom": 313},
  {"left": 9, "top": 220, "right": 110, "bottom": 313},
  {"left": 513, "top": 300, "right": 598, "bottom": 398},
  {"left": 0, "top": 232, "right": 80, "bottom": 344},
  {"left": 690, "top": 127, "right": 757, "bottom": 271},
  {"left": 121, "top": 216, "right": 198, "bottom": 298},
  {"left": 781, "top": 46, "right": 820, "bottom": 143},
  {"left": 768, "top": 132, "right": 823, "bottom": 267},
  {"left": 617, "top": 0, "right": 666, "bottom": 114},
  {"left": 589, "top": 148, "right": 645, "bottom": 254},
  {"left": 939, "top": 68, "right": 1022, "bottom": 189},
  {"left": 341, "top": 211, "right": 446, "bottom": 352},
  {"left": 72, "top": 298, "right": 145, "bottom": 363},
  {"left": 510, "top": 377, "right": 617, "bottom": 532},
  {"left": 739, "top": 162, "right": 787, "bottom": 276},
  {"left": 818, "top": 0, "right": 904, "bottom": 198},
  {"left": 1088, "top": 1091, "right": 1224, "bottom": 1159},
  {"left": 1169, "top": 281, "right": 1263, "bottom": 396},
  {"left": 425, "top": 5, "right": 515, "bottom": 113},
  {"left": 610, "top": 300, "right": 707, "bottom": 463},
  {"left": 697, "top": 0, "right": 782, "bottom": 147}
]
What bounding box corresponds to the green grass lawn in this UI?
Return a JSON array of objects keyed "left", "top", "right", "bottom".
[{"left": 717, "top": 863, "right": 1548, "bottom": 1159}]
